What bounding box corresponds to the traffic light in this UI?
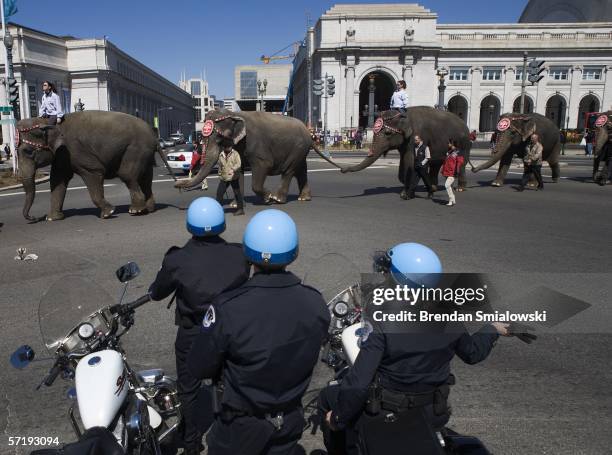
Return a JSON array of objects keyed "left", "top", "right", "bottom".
[
  {"left": 7, "top": 77, "right": 18, "bottom": 105},
  {"left": 326, "top": 76, "right": 335, "bottom": 97},
  {"left": 528, "top": 59, "right": 545, "bottom": 84},
  {"left": 313, "top": 79, "right": 324, "bottom": 96}
]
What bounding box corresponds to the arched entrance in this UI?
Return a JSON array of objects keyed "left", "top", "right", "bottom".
[
  {"left": 479, "top": 95, "right": 501, "bottom": 132},
  {"left": 448, "top": 95, "right": 468, "bottom": 123},
  {"left": 358, "top": 71, "right": 396, "bottom": 128},
  {"left": 545, "top": 95, "right": 567, "bottom": 129},
  {"left": 577, "top": 95, "right": 600, "bottom": 130},
  {"left": 512, "top": 95, "right": 534, "bottom": 114}
]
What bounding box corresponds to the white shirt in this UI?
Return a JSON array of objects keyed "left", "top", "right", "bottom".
[
  {"left": 39, "top": 91, "right": 64, "bottom": 118},
  {"left": 390, "top": 89, "right": 408, "bottom": 109}
]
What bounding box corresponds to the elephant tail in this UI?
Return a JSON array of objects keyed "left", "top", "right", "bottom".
[
  {"left": 156, "top": 145, "right": 177, "bottom": 183},
  {"left": 310, "top": 143, "right": 342, "bottom": 169}
]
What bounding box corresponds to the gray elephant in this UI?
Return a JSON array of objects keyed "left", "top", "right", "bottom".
[
  {"left": 340, "top": 107, "right": 472, "bottom": 198},
  {"left": 592, "top": 111, "right": 611, "bottom": 183},
  {"left": 16, "top": 111, "right": 171, "bottom": 221},
  {"left": 175, "top": 110, "right": 339, "bottom": 203},
  {"left": 472, "top": 113, "right": 561, "bottom": 186}
]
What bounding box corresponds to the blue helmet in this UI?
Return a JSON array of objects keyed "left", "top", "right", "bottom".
[
  {"left": 243, "top": 209, "right": 298, "bottom": 267},
  {"left": 387, "top": 242, "right": 442, "bottom": 287},
  {"left": 186, "top": 197, "right": 225, "bottom": 237}
]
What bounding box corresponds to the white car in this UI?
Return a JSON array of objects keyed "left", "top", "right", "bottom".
[{"left": 165, "top": 150, "right": 194, "bottom": 174}]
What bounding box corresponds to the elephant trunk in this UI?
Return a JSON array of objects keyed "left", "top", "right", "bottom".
[
  {"left": 174, "top": 150, "right": 219, "bottom": 189},
  {"left": 341, "top": 153, "right": 380, "bottom": 173},
  {"left": 594, "top": 127, "right": 609, "bottom": 157},
  {"left": 472, "top": 136, "right": 510, "bottom": 172},
  {"left": 22, "top": 176, "right": 37, "bottom": 221}
]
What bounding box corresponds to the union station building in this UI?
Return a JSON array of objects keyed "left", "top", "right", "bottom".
[{"left": 290, "top": 2, "right": 612, "bottom": 133}]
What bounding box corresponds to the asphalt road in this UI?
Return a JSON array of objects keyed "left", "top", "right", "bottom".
[{"left": 1, "top": 150, "right": 611, "bottom": 454}]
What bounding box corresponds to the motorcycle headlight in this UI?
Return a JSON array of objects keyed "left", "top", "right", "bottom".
[{"left": 78, "top": 323, "right": 95, "bottom": 340}]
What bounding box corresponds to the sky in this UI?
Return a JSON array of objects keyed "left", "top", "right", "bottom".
[{"left": 10, "top": 0, "right": 528, "bottom": 99}]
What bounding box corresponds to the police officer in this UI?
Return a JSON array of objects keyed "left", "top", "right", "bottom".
[
  {"left": 149, "top": 197, "right": 250, "bottom": 455},
  {"left": 187, "top": 209, "right": 330, "bottom": 455},
  {"left": 320, "top": 243, "right": 514, "bottom": 455}
]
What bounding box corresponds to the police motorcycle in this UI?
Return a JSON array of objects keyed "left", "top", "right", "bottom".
[
  {"left": 10, "top": 263, "right": 181, "bottom": 455},
  {"left": 303, "top": 252, "right": 536, "bottom": 454}
]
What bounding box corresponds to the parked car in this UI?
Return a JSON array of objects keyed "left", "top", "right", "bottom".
[
  {"left": 158, "top": 138, "right": 167, "bottom": 149},
  {"left": 169, "top": 133, "right": 185, "bottom": 144},
  {"left": 165, "top": 149, "right": 194, "bottom": 174},
  {"left": 162, "top": 138, "right": 176, "bottom": 147}
]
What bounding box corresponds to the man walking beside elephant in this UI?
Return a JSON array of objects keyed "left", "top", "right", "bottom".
[
  {"left": 216, "top": 146, "right": 245, "bottom": 216},
  {"left": 518, "top": 134, "right": 544, "bottom": 192},
  {"left": 406, "top": 135, "right": 434, "bottom": 200}
]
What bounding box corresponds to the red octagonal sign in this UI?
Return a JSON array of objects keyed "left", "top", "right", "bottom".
[
  {"left": 497, "top": 118, "right": 511, "bottom": 132},
  {"left": 202, "top": 120, "right": 214, "bottom": 137}
]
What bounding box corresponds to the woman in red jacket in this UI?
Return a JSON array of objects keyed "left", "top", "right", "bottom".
[
  {"left": 189, "top": 139, "right": 208, "bottom": 190},
  {"left": 442, "top": 140, "right": 465, "bottom": 207}
]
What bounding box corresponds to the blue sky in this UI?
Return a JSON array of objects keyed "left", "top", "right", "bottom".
[{"left": 11, "top": 1, "right": 527, "bottom": 99}]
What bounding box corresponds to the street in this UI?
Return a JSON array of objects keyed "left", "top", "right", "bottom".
[{"left": 1, "top": 150, "right": 611, "bottom": 455}]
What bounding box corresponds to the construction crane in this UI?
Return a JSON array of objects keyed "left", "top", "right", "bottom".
[{"left": 260, "top": 41, "right": 302, "bottom": 64}]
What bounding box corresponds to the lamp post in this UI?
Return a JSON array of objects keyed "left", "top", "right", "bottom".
[
  {"left": 488, "top": 104, "right": 495, "bottom": 131},
  {"left": 367, "top": 74, "right": 376, "bottom": 128},
  {"left": 155, "top": 106, "right": 173, "bottom": 138},
  {"left": 74, "top": 99, "right": 85, "bottom": 112},
  {"left": 257, "top": 79, "right": 267, "bottom": 112},
  {"left": 435, "top": 68, "right": 448, "bottom": 110}
]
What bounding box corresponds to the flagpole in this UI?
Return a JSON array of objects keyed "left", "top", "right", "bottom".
[{"left": 1, "top": 0, "right": 16, "bottom": 173}]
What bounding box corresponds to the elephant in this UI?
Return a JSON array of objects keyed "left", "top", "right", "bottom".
[
  {"left": 592, "top": 111, "right": 611, "bottom": 183},
  {"left": 471, "top": 113, "right": 561, "bottom": 186},
  {"left": 340, "top": 107, "right": 472, "bottom": 198},
  {"left": 16, "top": 111, "right": 172, "bottom": 221},
  {"left": 175, "top": 110, "right": 340, "bottom": 203}
]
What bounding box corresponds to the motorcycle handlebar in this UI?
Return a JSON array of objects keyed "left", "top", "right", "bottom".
[
  {"left": 43, "top": 359, "right": 62, "bottom": 387},
  {"left": 109, "top": 294, "right": 152, "bottom": 316}
]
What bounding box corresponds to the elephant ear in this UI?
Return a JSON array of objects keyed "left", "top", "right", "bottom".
[
  {"left": 231, "top": 116, "right": 246, "bottom": 145},
  {"left": 521, "top": 118, "right": 537, "bottom": 142}
]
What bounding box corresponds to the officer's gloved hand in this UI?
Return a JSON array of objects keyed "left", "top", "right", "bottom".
[{"left": 507, "top": 323, "right": 538, "bottom": 344}]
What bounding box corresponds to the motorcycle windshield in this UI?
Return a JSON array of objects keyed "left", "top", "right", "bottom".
[
  {"left": 303, "top": 253, "right": 362, "bottom": 304},
  {"left": 38, "top": 275, "right": 114, "bottom": 354}
]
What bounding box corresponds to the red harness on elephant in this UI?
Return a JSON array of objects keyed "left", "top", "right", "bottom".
[
  {"left": 15, "top": 124, "right": 52, "bottom": 150},
  {"left": 372, "top": 112, "right": 403, "bottom": 136},
  {"left": 199, "top": 115, "right": 235, "bottom": 165}
]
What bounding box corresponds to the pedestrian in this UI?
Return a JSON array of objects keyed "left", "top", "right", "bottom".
[
  {"left": 319, "top": 243, "right": 518, "bottom": 455},
  {"left": 148, "top": 197, "right": 250, "bottom": 455},
  {"left": 405, "top": 135, "right": 434, "bottom": 200},
  {"left": 39, "top": 81, "right": 64, "bottom": 124},
  {"left": 442, "top": 140, "right": 465, "bottom": 207},
  {"left": 187, "top": 209, "right": 330, "bottom": 455},
  {"left": 518, "top": 133, "right": 544, "bottom": 191},
  {"left": 355, "top": 127, "right": 363, "bottom": 150},
  {"left": 584, "top": 129, "right": 595, "bottom": 156},
  {"left": 390, "top": 80, "right": 408, "bottom": 113},
  {"left": 469, "top": 129, "right": 477, "bottom": 142},
  {"left": 188, "top": 140, "right": 208, "bottom": 190},
  {"left": 216, "top": 145, "right": 245, "bottom": 216}
]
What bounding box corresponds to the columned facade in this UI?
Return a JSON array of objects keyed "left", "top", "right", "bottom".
[{"left": 291, "top": 4, "right": 612, "bottom": 133}]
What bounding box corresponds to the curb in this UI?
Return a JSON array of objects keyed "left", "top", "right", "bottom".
[{"left": 0, "top": 175, "right": 50, "bottom": 192}]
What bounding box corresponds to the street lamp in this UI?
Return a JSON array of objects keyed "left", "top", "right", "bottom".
[
  {"left": 155, "top": 106, "right": 173, "bottom": 138},
  {"left": 257, "top": 79, "right": 267, "bottom": 112},
  {"left": 488, "top": 104, "right": 495, "bottom": 131},
  {"left": 74, "top": 98, "right": 85, "bottom": 112},
  {"left": 435, "top": 68, "right": 449, "bottom": 110}
]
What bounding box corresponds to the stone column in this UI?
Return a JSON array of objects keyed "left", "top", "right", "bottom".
[
  {"left": 469, "top": 67, "right": 482, "bottom": 130},
  {"left": 502, "top": 67, "right": 515, "bottom": 113},
  {"left": 567, "top": 66, "right": 583, "bottom": 129},
  {"left": 602, "top": 65, "right": 612, "bottom": 112},
  {"left": 402, "top": 65, "right": 414, "bottom": 106},
  {"left": 345, "top": 55, "right": 356, "bottom": 129}
]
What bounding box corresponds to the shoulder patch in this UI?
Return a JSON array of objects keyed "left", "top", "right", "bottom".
[
  {"left": 356, "top": 321, "right": 374, "bottom": 348},
  {"left": 201, "top": 305, "right": 216, "bottom": 331}
]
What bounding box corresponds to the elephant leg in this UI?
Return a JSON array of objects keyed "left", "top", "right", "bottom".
[
  {"left": 139, "top": 164, "right": 155, "bottom": 213},
  {"left": 251, "top": 167, "right": 274, "bottom": 203},
  {"left": 428, "top": 163, "right": 441, "bottom": 192},
  {"left": 492, "top": 154, "right": 513, "bottom": 186},
  {"left": 270, "top": 172, "right": 294, "bottom": 204},
  {"left": 548, "top": 144, "right": 561, "bottom": 182},
  {"left": 47, "top": 169, "right": 73, "bottom": 221},
  {"left": 400, "top": 150, "right": 413, "bottom": 199},
  {"left": 592, "top": 156, "right": 601, "bottom": 181},
  {"left": 80, "top": 172, "right": 115, "bottom": 218},
  {"left": 296, "top": 162, "right": 311, "bottom": 201},
  {"left": 398, "top": 154, "right": 405, "bottom": 185}
]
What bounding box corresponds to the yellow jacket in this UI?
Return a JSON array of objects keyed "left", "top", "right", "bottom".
[{"left": 218, "top": 149, "right": 242, "bottom": 182}]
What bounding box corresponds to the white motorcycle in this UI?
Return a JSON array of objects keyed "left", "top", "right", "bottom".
[{"left": 11, "top": 263, "right": 180, "bottom": 455}]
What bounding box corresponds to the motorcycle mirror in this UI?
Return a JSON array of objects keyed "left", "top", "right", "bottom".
[
  {"left": 10, "top": 345, "right": 35, "bottom": 369},
  {"left": 116, "top": 262, "right": 141, "bottom": 283}
]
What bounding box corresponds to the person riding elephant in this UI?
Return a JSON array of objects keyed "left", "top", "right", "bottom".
[
  {"left": 471, "top": 113, "right": 561, "bottom": 186},
  {"left": 16, "top": 111, "right": 173, "bottom": 221},
  {"left": 592, "top": 111, "right": 611, "bottom": 184},
  {"left": 175, "top": 110, "right": 340, "bottom": 204},
  {"left": 340, "top": 107, "right": 472, "bottom": 199}
]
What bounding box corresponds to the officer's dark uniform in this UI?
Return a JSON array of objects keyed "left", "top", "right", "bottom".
[
  {"left": 320, "top": 317, "right": 499, "bottom": 455},
  {"left": 149, "top": 236, "right": 250, "bottom": 451},
  {"left": 408, "top": 142, "right": 434, "bottom": 198},
  {"left": 187, "top": 271, "right": 331, "bottom": 455}
]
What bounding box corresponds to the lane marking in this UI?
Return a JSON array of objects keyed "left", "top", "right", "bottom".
[{"left": 0, "top": 167, "right": 387, "bottom": 198}]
